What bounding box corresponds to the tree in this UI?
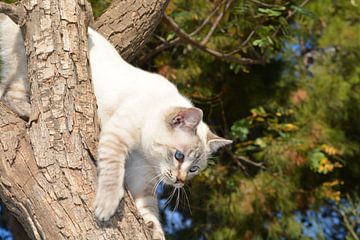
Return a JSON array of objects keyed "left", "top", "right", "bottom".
[{"left": 0, "top": 0, "right": 168, "bottom": 238}]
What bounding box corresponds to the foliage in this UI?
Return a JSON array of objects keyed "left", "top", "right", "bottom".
[{"left": 142, "top": 0, "right": 360, "bottom": 239}]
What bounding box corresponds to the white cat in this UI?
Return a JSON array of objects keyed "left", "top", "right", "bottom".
[{"left": 0, "top": 14, "right": 232, "bottom": 239}]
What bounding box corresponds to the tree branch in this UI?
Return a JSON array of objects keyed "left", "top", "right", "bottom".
[
  {"left": 225, "top": 148, "right": 266, "bottom": 170},
  {"left": 137, "top": 2, "right": 255, "bottom": 65},
  {"left": 94, "top": 0, "right": 170, "bottom": 61},
  {"left": 191, "top": 2, "right": 223, "bottom": 36},
  {"left": 225, "top": 30, "right": 256, "bottom": 56},
  {"left": 137, "top": 3, "right": 223, "bottom": 65},
  {"left": 200, "top": 0, "right": 233, "bottom": 45},
  {"left": 236, "top": 155, "right": 266, "bottom": 169},
  {"left": 163, "top": 15, "right": 263, "bottom": 65}
]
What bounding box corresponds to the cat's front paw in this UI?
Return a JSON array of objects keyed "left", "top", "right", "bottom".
[
  {"left": 146, "top": 220, "right": 165, "bottom": 240},
  {"left": 152, "top": 229, "right": 165, "bottom": 240},
  {"left": 94, "top": 188, "right": 124, "bottom": 222}
]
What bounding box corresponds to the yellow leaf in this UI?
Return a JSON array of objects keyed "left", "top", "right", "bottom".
[
  {"left": 321, "top": 144, "right": 340, "bottom": 156},
  {"left": 283, "top": 123, "right": 299, "bottom": 132}
]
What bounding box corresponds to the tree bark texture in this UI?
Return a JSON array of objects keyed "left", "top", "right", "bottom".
[
  {"left": 0, "top": 103, "right": 149, "bottom": 239},
  {"left": 0, "top": 0, "right": 162, "bottom": 238},
  {"left": 94, "top": 0, "right": 169, "bottom": 61}
]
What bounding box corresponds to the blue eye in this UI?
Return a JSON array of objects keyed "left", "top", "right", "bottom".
[
  {"left": 189, "top": 166, "right": 199, "bottom": 173},
  {"left": 175, "top": 150, "right": 185, "bottom": 162}
]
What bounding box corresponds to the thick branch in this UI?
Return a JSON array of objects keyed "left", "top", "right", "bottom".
[
  {"left": 0, "top": 103, "right": 43, "bottom": 239},
  {"left": 94, "top": 0, "right": 170, "bottom": 61}
]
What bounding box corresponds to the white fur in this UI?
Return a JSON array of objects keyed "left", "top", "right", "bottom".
[{"left": 0, "top": 14, "right": 232, "bottom": 239}]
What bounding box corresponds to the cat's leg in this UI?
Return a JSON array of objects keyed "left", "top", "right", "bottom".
[
  {"left": 126, "top": 160, "right": 165, "bottom": 240},
  {"left": 0, "top": 14, "right": 30, "bottom": 118},
  {"left": 94, "top": 116, "right": 137, "bottom": 221},
  {"left": 135, "top": 195, "right": 165, "bottom": 240}
]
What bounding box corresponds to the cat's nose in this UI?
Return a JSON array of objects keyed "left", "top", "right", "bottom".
[
  {"left": 175, "top": 177, "right": 184, "bottom": 183},
  {"left": 176, "top": 172, "right": 186, "bottom": 182}
]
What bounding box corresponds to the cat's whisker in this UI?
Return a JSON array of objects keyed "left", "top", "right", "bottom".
[
  {"left": 147, "top": 173, "right": 162, "bottom": 184},
  {"left": 178, "top": 188, "right": 187, "bottom": 213},
  {"left": 152, "top": 176, "right": 165, "bottom": 196},
  {"left": 184, "top": 184, "right": 192, "bottom": 194},
  {"left": 172, "top": 188, "right": 180, "bottom": 213},
  {"left": 149, "top": 176, "right": 163, "bottom": 196},
  {"left": 164, "top": 188, "right": 176, "bottom": 208},
  {"left": 182, "top": 187, "right": 192, "bottom": 215}
]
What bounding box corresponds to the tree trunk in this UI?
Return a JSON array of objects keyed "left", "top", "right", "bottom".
[{"left": 0, "top": 0, "right": 167, "bottom": 238}]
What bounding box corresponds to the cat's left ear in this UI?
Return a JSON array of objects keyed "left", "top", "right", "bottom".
[
  {"left": 170, "top": 107, "right": 203, "bottom": 131},
  {"left": 207, "top": 131, "right": 232, "bottom": 154}
]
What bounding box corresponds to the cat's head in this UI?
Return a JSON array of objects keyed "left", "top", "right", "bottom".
[{"left": 143, "top": 107, "right": 232, "bottom": 188}]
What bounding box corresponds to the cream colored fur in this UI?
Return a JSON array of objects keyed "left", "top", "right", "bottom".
[
  {"left": 0, "top": 14, "right": 231, "bottom": 239},
  {"left": 0, "top": 14, "right": 30, "bottom": 117}
]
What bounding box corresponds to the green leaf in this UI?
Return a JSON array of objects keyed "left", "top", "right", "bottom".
[
  {"left": 253, "top": 39, "right": 265, "bottom": 47},
  {"left": 166, "top": 32, "right": 176, "bottom": 41},
  {"left": 254, "top": 138, "right": 267, "bottom": 148},
  {"left": 308, "top": 150, "right": 326, "bottom": 172},
  {"left": 231, "top": 119, "right": 250, "bottom": 141},
  {"left": 258, "top": 8, "right": 283, "bottom": 17}
]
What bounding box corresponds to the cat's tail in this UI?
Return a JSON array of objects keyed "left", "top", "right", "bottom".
[{"left": 0, "top": 14, "right": 30, "bottom": 117}]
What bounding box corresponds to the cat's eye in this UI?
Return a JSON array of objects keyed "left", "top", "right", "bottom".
[
  {"left": 175, "top": 150, "right": 185, "bottom": 162},
  {"left": 189, "top": 166, "right": 199, "bottom": 173}
]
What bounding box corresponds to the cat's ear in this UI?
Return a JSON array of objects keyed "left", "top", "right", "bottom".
[
  {"left": 170, "top": 107, "right": 203, "bottom": 130},
  {"left": 207, "top": 131, "right": 232, "bottom": 154}
]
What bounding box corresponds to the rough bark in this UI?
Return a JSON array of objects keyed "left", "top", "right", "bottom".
[
  {"left": 0, "top": 103, "right": 149, "bottom": 239},
  {"left": 0, "top": 0, "right": 158, "bottom": 238},
  {"left": 94, "top": 0, "right": 169, "bottom": 61}
]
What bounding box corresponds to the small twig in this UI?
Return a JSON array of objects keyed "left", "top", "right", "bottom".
[
  {"left": 191, "top": 2, "right": 223, "bottom": 36},
  {"left": 225, "top": 30, "right": 256, "bottom": 55},
  {"left": 138, "top": 3, "right": 224, "bottom": 64},
  {"left": 154, "top": 34, "right": 168, "bottom": 43},
  {"left": 236, "top": 155, "right": 266, "bottom": 169},
  {"left": 0, "top": 2, "right": 25, "bottom": 25},
  {"left": 163, "top": 15, "right": 263, "bottom": 65},
  {"left": 338, "top": 207, "right": 359, "bottom": 240},
  {"left": 219, "top": 99, "right": 228, "bottom": 136},
  {"left": 225, "top": 148, "right": 266, "bottom": 170},
  {"left": 137, "top": 37, "right": 181, "bottom": 65},
  {"left": 201, "top": 0, "right": 234, "bottom": 45}
]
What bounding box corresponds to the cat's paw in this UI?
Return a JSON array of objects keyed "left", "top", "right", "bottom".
[
  {"left": 94, "top": 188, "right": 124, "bottom": 222},
  {"left": 146, "top": 220, "right": 165, "bottom": 240},
  {"left": 152, "top": 229, "right": 166, "bottom": 240}
]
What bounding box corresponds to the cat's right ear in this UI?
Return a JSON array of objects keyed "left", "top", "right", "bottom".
[
  {"left": 207, "top": 131, "right": 232, "bottom": 154},
  {"left": 169, "top": 107, "right": 203, "bottom": 131}
]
